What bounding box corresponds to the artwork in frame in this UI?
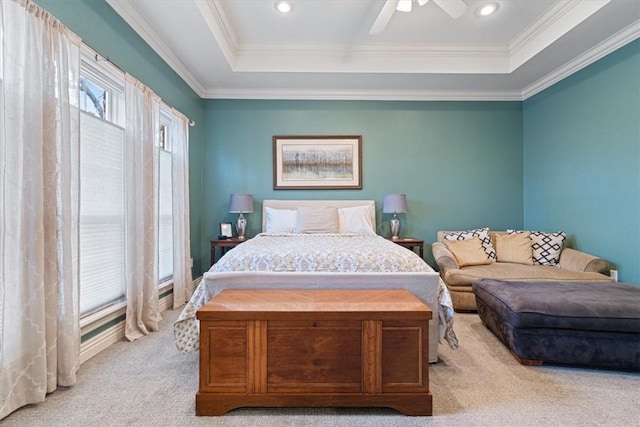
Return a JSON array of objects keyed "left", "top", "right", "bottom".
[
  {"left": 219, "top": 222, "right": 233, "bottom": 238},
  {"left": 273, "top": 135, "right": 362, "bottom": 190}
]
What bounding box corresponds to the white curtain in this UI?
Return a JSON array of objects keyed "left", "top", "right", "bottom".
[
  {"left": 124, "top": 74, "right": 162, "bottom": 341},
  {"left": 171, "top": 110, "right": 193, "bottom": 309},
  {"left": 0, "top": 0, "right": 81, "bottom": 420}
]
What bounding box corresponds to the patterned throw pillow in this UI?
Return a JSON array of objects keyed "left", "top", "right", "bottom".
[
  {"left": 444, "top": 227, "right": 496, "bottom": 261},
  {"left": 507, "top": 230, "right": 566, "bottom": 266}
]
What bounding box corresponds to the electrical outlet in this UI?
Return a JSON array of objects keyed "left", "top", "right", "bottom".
[
  {"left": 189, "top": 258, "right": 194, "bottom": 268},
  {"left": 610, "top": 269, "right": 618, "bottom": 282}
]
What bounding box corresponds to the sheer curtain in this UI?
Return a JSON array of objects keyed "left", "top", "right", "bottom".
[
  {"left": 124, "top": 74, "right": 162, "bottom": 340},
  {"left": 171, "top": 110, "right": 193, "bottom": 309},
  {"left": 0, "top": 0, "right": 81, "bottom": 420}
]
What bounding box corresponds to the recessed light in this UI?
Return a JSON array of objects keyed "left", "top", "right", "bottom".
[
  {"left": 396, "top": 0, "right": 412, "bottom": 13},
  {"left": 275, "top": 1, "right": 292, "bottom": 14},
  {"left": 477, "top": 2, "right": 499, "bottom": 17}
]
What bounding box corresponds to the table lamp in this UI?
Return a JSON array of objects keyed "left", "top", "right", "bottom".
[
  {"left": 383, "top": 193, "right": 407, "bottom": 240},
  {"left": 229, "top": 193, "right": 253, "bottom": 239}
]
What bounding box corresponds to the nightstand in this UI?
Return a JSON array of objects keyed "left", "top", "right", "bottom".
[
  {"left": 387, "top": 237, "right": 424, "bottom": 259},
  {"left": 210, "top": 237, "right": 249, "bottom": 267}
]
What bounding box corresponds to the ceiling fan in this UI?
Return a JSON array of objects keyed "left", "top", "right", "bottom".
[{"left": 369, "top": 0, "right": 469, "bottom": 35}]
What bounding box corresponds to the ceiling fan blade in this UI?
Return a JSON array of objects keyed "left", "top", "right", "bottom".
[
  {"left": 432, "top": 0, "right": 468, "bottom": 19},
  {"left": 369, "top": 0, "right": 399, "bottom": 35}
]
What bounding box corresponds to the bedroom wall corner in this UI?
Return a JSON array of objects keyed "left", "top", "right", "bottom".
[{"left": 523, "top": 39, "right": 640, "bottom": 284}]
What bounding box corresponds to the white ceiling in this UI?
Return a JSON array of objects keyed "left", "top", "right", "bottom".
[{"left": 107, "top": 0, "right": 640, "bottom": 101}]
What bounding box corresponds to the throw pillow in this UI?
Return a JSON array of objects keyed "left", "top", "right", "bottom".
[
  {"left": 294, "top": 207, "right": 339, "bottom": 234},
  {"left": 507, "top": 230, "right": 566, "bottom": 265},
  {"left": 444, "top": 237, "right": 492, "bottom": 267},
  {"left": 494, "top": 232, "right": 533, "bottom": 265},
  {"left": 444, "top": 227, "right": 496, "bottom": 261}
]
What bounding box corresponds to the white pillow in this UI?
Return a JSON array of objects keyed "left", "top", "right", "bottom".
[
  {"left": 294, "top": 207, "right": 339, "bottom": 234},
  {"left": 338, "top": 205, "right": 376, "bottom": 235},
  {"left": 265, "top": 207, "right": 297, "bottom": 233}
]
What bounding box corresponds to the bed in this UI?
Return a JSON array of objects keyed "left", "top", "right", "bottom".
[{"left": 174, "top": 200, "right": 458, "bottom": 363}]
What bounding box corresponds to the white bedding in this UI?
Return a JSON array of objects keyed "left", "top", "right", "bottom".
[{"left": 174, "top": 233, "right": 458, "bottom": 362}]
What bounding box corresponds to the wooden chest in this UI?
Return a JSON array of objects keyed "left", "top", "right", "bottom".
[{"left": 196, "top": 289, "right": 432, "bottom": 416}]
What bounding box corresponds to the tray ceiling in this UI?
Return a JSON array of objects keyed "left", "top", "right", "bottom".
[{"left": 107, "top": 0, "right": 640, "bottom": 100}]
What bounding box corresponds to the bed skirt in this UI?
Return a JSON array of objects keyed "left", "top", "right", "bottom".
[{"left": 174, "top": 271, "right": 458, "bottom": 363}]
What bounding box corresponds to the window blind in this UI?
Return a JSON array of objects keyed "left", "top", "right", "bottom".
[
  {"left": 79, "top": 112, "right": 126, "bottom": 315},
  {"left": 158, "top": 149, "right": 173, "bottom": 282}
]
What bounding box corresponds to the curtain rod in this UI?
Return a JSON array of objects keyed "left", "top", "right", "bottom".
[{"left": 82, "top": 41, "right": 196, "bottom": 127}]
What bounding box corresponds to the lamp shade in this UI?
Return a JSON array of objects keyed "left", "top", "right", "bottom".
[
  {"left": 383, "top": 194, "right": 408, "bottom": 213},
  {"left": 229, "top": 193, "right": 254, "bottom": 213}
]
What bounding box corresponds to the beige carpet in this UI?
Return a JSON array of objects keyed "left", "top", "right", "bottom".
[{"left": 3, "top": 308, "right": 639, "bottom": 426}]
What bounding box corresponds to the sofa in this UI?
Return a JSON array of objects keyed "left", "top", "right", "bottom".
[{"left": 432, "top": 229, "right": 611, "bottom": 311}]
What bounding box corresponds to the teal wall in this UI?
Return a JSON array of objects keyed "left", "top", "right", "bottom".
[
  {"left": 35, "top": 0, "right": 206, "bottom": 274},
  {"left": 523, "top": 40, "right": 640, "bottom": 284},
  {"left": 203, "top": 100, "right": 524, "bottom": 270},
  {"left": 30, "top": 0, "right": 639, "bottom": 282}
]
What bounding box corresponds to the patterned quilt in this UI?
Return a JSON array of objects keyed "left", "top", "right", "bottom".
[{"left": 173, "top": 233, "right": 458, "bottom": 352}]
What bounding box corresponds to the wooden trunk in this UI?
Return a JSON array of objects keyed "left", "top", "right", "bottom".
[{"left": 196, "top": 289, "right": 432, "bottom": 416}]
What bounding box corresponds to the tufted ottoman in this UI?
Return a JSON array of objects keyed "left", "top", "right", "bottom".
[{"left": 473, "top": 279, "right": 640, "bottom": 370}]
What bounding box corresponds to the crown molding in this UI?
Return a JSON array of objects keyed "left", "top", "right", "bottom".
[
  {"left": 202, "top": 88, "right": 523, "bottom": 101},
  {"left": 105, "top": 0, "right": 206, "bottom": 97},
  {"left": 509, "top": 0, "right": 611, "bottom": 71},
  {"left": 194, "top": 0, "right": 238, "bottom": 67},
  {"left": 521, "top": 20, "right": 640, "bottom": 100},
  {"left": 234, "top": 43, "right": 510, "bottom": 73}
]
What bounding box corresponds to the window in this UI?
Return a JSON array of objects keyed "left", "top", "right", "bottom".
[
  {"left": 79, "top": 47, "right": 126, "bottom": 316},
  {"left": 78, "top": 46, "right": 180, "bottom": 317},
  {"left": 158, "top": 111, "right": 174, "bottom": 283},
  {"left": 79, "top": 77, "right": 107, "bottom": 119}
]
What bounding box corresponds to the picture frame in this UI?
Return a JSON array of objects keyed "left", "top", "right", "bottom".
[
  {"left": 219, "top": 222, "right": 233, "bottom": 238},
  {"left": 273, "top": 135, "right": 362, "bottom": 190}
]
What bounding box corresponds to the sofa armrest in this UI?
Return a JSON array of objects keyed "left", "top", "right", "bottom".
[
  {"left": 432, "top": 241, "right": 459, "bottom": 271},
  {"left": 559, "top": 248, "right": 608, "bottom": 273}
]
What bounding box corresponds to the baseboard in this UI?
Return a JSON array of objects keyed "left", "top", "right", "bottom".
[
  {"left": 159, "top": 291, "right": 174, "bottom": 312},
  {"left": 80, "top": 277, "right": 201, "bottom": 364},
  {"left": 80, "top": 321, "right": 125, "bottom": 364},
  {"left": 191, "top": 276, "right": 202, "bottom": 295}
]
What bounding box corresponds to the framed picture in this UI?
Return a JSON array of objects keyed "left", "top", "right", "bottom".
[
  {"left": 273, "top": 135, "right": 362, "bottom": 190},
  {"left": 219, "top": 222, "right": 233, "bottom": 238}
]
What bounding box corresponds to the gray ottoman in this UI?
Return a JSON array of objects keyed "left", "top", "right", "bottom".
[{"left": 473, "top": 279, "right": 640, "bottom": 370}]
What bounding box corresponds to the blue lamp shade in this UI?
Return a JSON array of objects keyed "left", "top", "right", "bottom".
[
  {"left": 383, "top": 194, "right": 408, "bottom": 214},
  {"left": 229, "top": 194, "right": 254, "bottom": 213}
]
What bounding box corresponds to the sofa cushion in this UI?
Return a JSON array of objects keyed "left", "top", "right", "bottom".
[
  {"left": 444, "top": 262, "right": 611, "bottom": 289},
  {"left": 444, "top": 237, "right": 491, "bottom": 267},
  {"left": 494, "top": 232, "right": 533, "bottom": 265},
  {"left": 444, "top": 227, "right": 496, "bottom": 261},
  {"left": 508, "top": 230, "right": 566, "bottom": 266}
]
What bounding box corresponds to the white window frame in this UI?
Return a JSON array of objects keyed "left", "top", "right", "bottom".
[{"left": 158, "top": 106, "right": 174, "bottom": 288}]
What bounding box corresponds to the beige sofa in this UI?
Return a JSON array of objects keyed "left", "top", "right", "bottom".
[{"left": 432, "top": 230, "right": 611, "bottom": 311}]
